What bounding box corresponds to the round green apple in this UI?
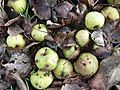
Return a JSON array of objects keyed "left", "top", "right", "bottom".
[
  {"left": 6, "top": 34, "right": 26, "bottom": 49},
  {"left": 74, "top": 53, "right": 98, "bottom": 76},
  {"left": 53, "top": 59, "right": 73, "bottom": 79},
  {"left": 35, "top": 47, "right": 59, "bottom": 71},
  {"left": 101, "top": 6, "right": 119, "bottom": 20},
  {"left": 107, "top": 0, "right": 120, "bottom": 4},
  {"left": 75, "top": 29, "right": 89, "bottom": 47},
  {"left": 7, "top": 0, "right": 27, "bottom": 14},
  {"left": 63, "top": 45, "right": 80, "bottom": 59},
  {"left": 31, "top": 24, "right": 48, "bottom": 42},
  {"left": 30, "top": 70, "right": 54, "bottom": 89},
  {"left": 85, "top": 11, "right": 105, "bottom": 30}
]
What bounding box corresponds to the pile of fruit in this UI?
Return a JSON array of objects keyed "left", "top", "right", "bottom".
[{"left": 0, "top": 0, "right": 120, "bottom": 90}]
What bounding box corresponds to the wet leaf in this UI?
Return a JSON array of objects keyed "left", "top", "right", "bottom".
[{"left": 2, "top": 53, "right": 31, "bottom": 78}]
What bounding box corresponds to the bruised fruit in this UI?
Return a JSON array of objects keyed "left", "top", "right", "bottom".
[
  {"left": 101, "top": 6, "right": 119, "bottom": 20},
  {"left": 31, "top": 24, "right": 48, "bottom": 42},
  {"left": 85, "top": 11, "right": 105, "bottom": 30},
  {"left": 6, "top": 34, "right": 26, "bottom": 49},
  {"left": 7, "top": 0, "right": 27, "bottom": 14},
  {"left": 30, "top": 70, "right": 53, "bottom": 89},
  {"left": 63, "top": 44, "right": 80, "bottom": 59},
  {"left": 35, "top": 47, "right": 59, "bottom": 71},
  {"left": 53, "top": 59, "right": 73, "bottom": 79},
  {"left": 75, "top": 30, "right": 89, "bottom": 47},
  {"left": 74, "top": 53, "right": 98, "bottom": 76}
]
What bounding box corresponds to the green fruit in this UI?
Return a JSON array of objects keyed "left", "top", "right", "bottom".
[
  {"left": 31, "top": 24, "right": 48, "bottom": 42},
  {"left": 7, "top": 0, "right": 27, "bottom": 14},
  {"left": 6, "top": 34, "right": 26, "bottom": 48},
  {"left": 63, "top": 45, "right": 80, "bottom": 59},
  {"left": 30, "top": 70, "right": 53, "bottom": 89},
  {"left": 75, "top": 30, "right": 89, "bottom": 47},
  {"left": 101, "top": 6, "right": 119, "bottom": 20},
  {"left": 85, "top": 11, "right": 105, "bottom": 30},
  {"left": 35, "top": 47, "right": 59, "bottom": 71},
  {"left": 53, "top": 59, "right": 73, "bottom": 79},
  {"left": 107, "top": 0, "right": 120, "bottom": 4},
  {"left": 74, "top": 53, "right": 98, "bottom": 76}
]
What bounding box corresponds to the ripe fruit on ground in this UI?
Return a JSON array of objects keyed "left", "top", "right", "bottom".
[
  {"left": 53, "top": 59, "right": 73, "bottom": 79},
  {"left": 6, "top": 34, "right": 26, "bottom": 49},
  {"left": 75, "top": 29, "right": 89, "bottom": 47},
  {"left": 35, "top": 47, "right": 59, "bottom": 71},
  {"left": 7, "top": 0, "right": 27, "bottom": 14},
  {"left": 74, "top": 53, "right": 98, "bottom": 76},
  {"left": 31, "top": 24, "right": 48, "bottom": 42},
  {"left": 101, "top": 6, "right": 119, "bottom": 20},
  {"left": 85, "top": 11, "right": 105, "bottom": 30},
  {"left": 30, "top": 70, "right": 54, "bottom": 89}
]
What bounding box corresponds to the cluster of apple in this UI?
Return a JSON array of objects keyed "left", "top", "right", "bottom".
[{"left": 6, "top": 0, "right": 120, "bottom": 89}]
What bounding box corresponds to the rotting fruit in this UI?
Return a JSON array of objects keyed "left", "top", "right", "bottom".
[
  {"left": 6, "top": 34, "right": 26, "bottom": 49},
  {"left": 31, "top": 24, "right": 48, "bottom": 42},
  {"left": 85, "top": 11, "right": 105, "bottom": 30},
  {"left": 30, "top": 70, "right": 54, "bottom": 89},
  {"left": 75, "top": 29, "right": 89, "bottom": 47},
  {"left": 63, "top": 44, "right": 80, "bottom": 59},
  {"left": 101, "top": 6, "right": 119, "bottom": 20},
  {"left": 35, "top": 47, "right": 59, "bottom": 71},
  {"left": 7, "top": 0, "right": 27, "bottom": 14},
  {"left": 53, "top": 59, "right": 73, "bottom": 79},
  {"left": 74, "top": 53, "right": 98, "bottom": 76}
]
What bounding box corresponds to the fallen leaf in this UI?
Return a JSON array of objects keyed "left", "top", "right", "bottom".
[
  {"left": 63, "top": 76, "right": 90, "bottom": 89},
  {"left": 7, "top": 24, "right": 24, "bottom": 36},
  {"left": 8, "top": 72, "right": 27, "bottom": 90},
  {"left": 91, "top": 30, "right": 105, "bottom": 47},
  {"left": 33, "top": 0, "right": 57, "bottom": 20},
  {"left": 54, "top": 1, "right": 73, "bottom": 19},
  {"left": 2, "top": 53, "right": 31, "bottom": 78},
  {"left": 4, "top": 15, "right": 22, "bottom": 27},
  {"left": 0, "top": 79, "right": 11, "bottom": 90},
  {"left": 61, "top": 84, "right": 84, "bottom": 90},
  {"left": 88, "top": 52, "right": 120, "bottom": 90},
  {"left": 54, "top": 27, "right": 76, "bottom": 49},
  {"left": 0, "top": 0, "right": 7, "bottom": 26}
]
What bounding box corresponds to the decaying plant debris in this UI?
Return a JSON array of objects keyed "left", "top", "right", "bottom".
[{"left": 0, "top": 0, "right": 120, "bottom": 90}]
